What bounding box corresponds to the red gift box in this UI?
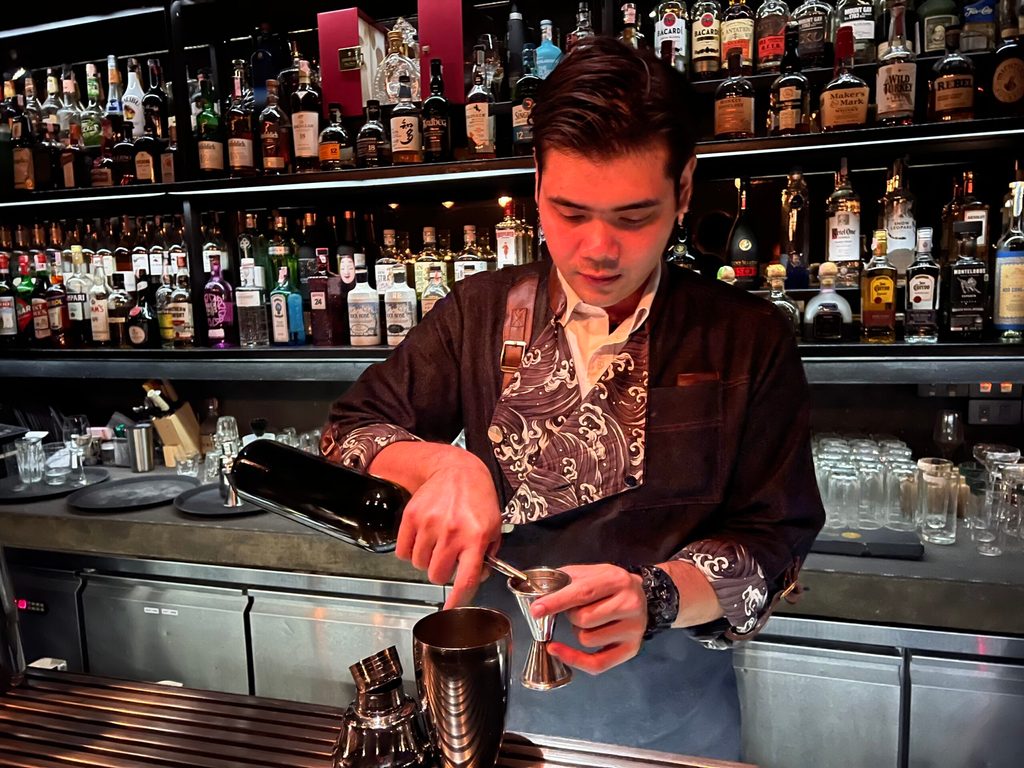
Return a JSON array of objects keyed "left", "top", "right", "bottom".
[
  {"left": 317, "top": 7, "right": 388, "bottom": 117},
  {"left": 418, "top": 0, "right": 465, "bottom": 104}
]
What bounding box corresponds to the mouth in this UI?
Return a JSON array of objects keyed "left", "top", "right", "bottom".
[{"left": 579, "top": 273, "right": 621, "bottom": 288}]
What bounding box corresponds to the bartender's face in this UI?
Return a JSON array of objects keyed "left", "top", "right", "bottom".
[{"left": 536, "top": 143, "right": 695, "bottom": 323}]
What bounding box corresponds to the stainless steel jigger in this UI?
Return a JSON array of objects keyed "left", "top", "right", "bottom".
[{"left": 507, "top": 567, "right": 572, "bottom": 691}]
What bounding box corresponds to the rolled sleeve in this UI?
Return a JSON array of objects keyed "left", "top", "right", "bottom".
[{"left": 321, "top": 423, "right": 422, "bottom": 471}]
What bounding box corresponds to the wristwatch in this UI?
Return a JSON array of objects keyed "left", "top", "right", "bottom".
[{"left": 622, "top": 564, "right": 680, "bottom": 639}]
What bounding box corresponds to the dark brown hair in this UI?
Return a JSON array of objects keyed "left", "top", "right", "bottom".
[{"left": 531, "top": 37, "right": 698, "bottom": 190}]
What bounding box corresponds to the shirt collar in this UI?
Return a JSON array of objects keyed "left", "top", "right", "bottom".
[{"left": 555, "top": 262, "right": 662, "bottom": 336}]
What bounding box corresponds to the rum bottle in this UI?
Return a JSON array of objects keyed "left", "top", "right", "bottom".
[
  {"left": 690, "top": 0, "right": 723, "bottom": 79},
  {"left": 768, "top": 23, "right": 810, "bottom": 135},
  {"left": 861, "top": 230, "right": 898, "bottom": 343},
  {"left": 722, "top": 0, "right": 755, "bottom": 74},
  {"left": 714, "top": 51, "right": 755, "bottom": 139},
  {"left": 654, "top": 1, "right": 688, "bottom": 63}
]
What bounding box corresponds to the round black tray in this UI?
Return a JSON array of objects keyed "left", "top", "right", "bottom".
[
  {"left": 67, "top": 475, "right": 200, "bottom": 512},
  {"left": 0, "top": 468, "right": 110, "bottom": 504},
  {"left": 174, "top": 484, "right": 264, "bottom": 517}
]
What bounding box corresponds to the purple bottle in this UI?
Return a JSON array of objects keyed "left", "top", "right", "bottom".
[{"left": 204, "top": 255, "right": 237, "bottom": 348}]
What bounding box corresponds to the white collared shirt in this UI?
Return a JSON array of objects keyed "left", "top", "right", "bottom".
[{"left": 555, "top": 264, "right": 661, "bottom": 398}]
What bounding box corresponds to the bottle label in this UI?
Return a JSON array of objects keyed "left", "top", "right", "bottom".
[
  {"left": 264, "top": 154, "right": 286, "bottom": 170},
  {"left": 827, "top": 211, "right": 861, "bottom": 261},
  {"left": 236, "top": 290, "right": 261, "bottom": 308},
  {"left": 198, "top": 140, "right": 224, "bottom": 170},
  {"left": 797, "top": 13, "right": 829, "bottom": 58},
  {"left": 202, "top": 247, "right": 225, "bottom": 274},
  {"left": 993, "top": 251, "right": 1024, "bottom": 328},
  {"left": 922, "top": 15, "right": 958, "bottom": 52},
  {"left": 319, "top": 142, "right": 341, "bottom": 162},
  {"left": 170, "top": 303, "right": 194, "bottom": 340},
  {"left": 384, "top": 297, "right": 416, "bottom": 343},
  {"left": 67, "top": 292, "right": 88, "bottom": 321},
  {"left": 655, "top": 11, "right": 687, "bottom": 56},
  {"left": 228, "top": 138, "right": 254, "bottom": 168},
  {"left": 908, "top": 273, "right": 937, "bottom": 306},
  {"left": 292, "top": 112, "right": 319, "bottom": 157},
  {"left": 158, "top": 308, "right": 174, "bottom": 340},
  {"left": 949, "top": 263, "right": 987, "bottom": 331},
  {"left": 135, "top": 151, "right": 155, "bottom": 183},
  {"left": 863, "top": 275, "right": 896, "bottom": 327},
  {"left": 62, "top": 155, "right": 76, "bottom": 188},
  {"left": 270, "top": 294, "right": 290, "bottom": 342},
  {"left": 821, "top": 87, "right": 869, "bottom": 129},
  {"left": 963, "top": 210, "right": 990, "bottom": 247},
  {"left": 775, "top": 86, "right": 805, "bottom": 131},
  {"left": 877, "top": 62, "right": 917, "bottom": 118},
  {"left": 81, "top": 118, "right": 102, "bottom": 147},
  {"left": 47, "top": 298, "right": 67, "bottom": 330},
  {"left": 715, "top": 95, "right": 754, "bottom": 136},
  {"left": 421, "top": 295, "right": 441, "bottom": 315},
  {"left": 512, "top": 99, "right": 534, "bottom": 145},
  {"left": 465, "top": 104, "right": 495, "bottom": 153},
  {"left": 91, "top": 166, "right": 114, "bottom": 187},
  {"left": 963, "top": 0, "right": 996, "bottom": 26},
  {"left": 357, "top": 136, "right": 385, "bottom": 165},
  {"left": 496, "top": 229, "right": 519, "bottom": 269},
  {"left": 423, "top": 116, "right": 449, "bottom": 153},
  {"left": 13, "top": 148, "right": 34, "bottom": 190},
  {"left": 150, "top": 251, "right": 165, "bottom": 277},
  {"left": 993, "top": 58, "right": 1024, "bottom": 105},
  {"left": 691, "top": 14, "right": 721, "bottom": 67},
  {"left": 128, "top": 324, "right": 147, "bottom": 345},
  {"left": 310, "top": 290, "right": 327, "bottom": 311},
  {"left": 721, "top": 19, "right": 754, "bottom": 63},
  {"left": 886, "top": 211, "right": 917, "bottom": 254},
  {"left": 934, "top": 74, "right": 975, "bottom": 113},
  {"left": 91, "top": 298, "right": 110, "bottom": 341},
  {"left": 0, "top": 299, "right": 15, "bottom": 335},
  {"left": 390, "top": 115, "right": 422, "bottom": 154},
  {"left": 454, "top": 260, "right": 488, "bottom": 281},
  {"left": 375, "top": 264, "right": 396, "bottom": 295},
  {"left": 756, "top": 24, "right": 785, "bottom": 63},
  {"left": 32, "top": 298, "right": 50, "bottom": 335},
  {"left": 204, "top": 293, "right": 233, "bottom": 327},
  {"left": 348, "top": 298, "right": 380, "bottom": 342}
]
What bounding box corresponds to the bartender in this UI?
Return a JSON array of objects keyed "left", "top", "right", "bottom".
[{"left": 323, "top": 38, "right": 824, "bottom": 762}]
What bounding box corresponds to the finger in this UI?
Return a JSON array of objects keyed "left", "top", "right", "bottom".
[
  {"left": 572, "top": 621, "right": 639, "bottom": 649},
  {"left": 531, "top": 575, "right": 614, "bottom": 619},
  {"left": 445, "top": 544, "right": 486, "bottom": 609},
  {"left": 410, "top": 528, "right": 439, "bottom": 572},
  {"left": 547, "top": 641, "right": 639, "bottom": 675},
  {"left": 395, "top": 510, "right": 417, "bottom": 562},
  {"left": 427, "top": 544, "right": 459, "bottom": 588}
]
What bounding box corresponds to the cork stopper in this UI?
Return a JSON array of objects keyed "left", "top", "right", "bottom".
[
  {"left": 818, "top": 262, "right": 839, "bottom": 278},
  {"left": 765, "top": 264, "right": 787, "bottom": 280}
]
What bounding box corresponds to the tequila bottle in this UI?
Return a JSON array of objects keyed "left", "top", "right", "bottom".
[
  {"left": 764, "top": 263, "right": 801, "bottom": 333},
  {"left": 992, "top": 181, "right": 1024, "bottom": 343},
  {"left": 804, "top": 262, "right": 852, "bottom": 340},
  {"left": 861, "top": 230, "right": 898, "bottom": 343},
  {"left": 236, "top": 258, "right": 269, "bottom": 348},
  {"left": 905, "top": 227, "right": 941, "bottom": 343},
  {"left": 825, "top": 158, "right": 862, "bottom": 287},
  {"left": 882, "top": 158, "right": 917, "bottom": 278}
]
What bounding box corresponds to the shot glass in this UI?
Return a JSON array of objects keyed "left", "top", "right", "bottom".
[{"left": 175, "top": 450, "right": 200, "bottom": 478}]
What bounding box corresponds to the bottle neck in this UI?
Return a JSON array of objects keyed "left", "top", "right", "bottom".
[
  {"left": 819, "top": 276, "right": 836, "bottom": 291},
  {"left": 541, "top": 24, "right": 554, "bottom": 43},
  {"left": 1009, "top": 182, "right": 1024, "bottom": 235},
  {"left": 888, "top": 4, "right": 908, "bottom": 49},
  {"left": 956, "top": 236, "right": 978, "bottom": 261}
]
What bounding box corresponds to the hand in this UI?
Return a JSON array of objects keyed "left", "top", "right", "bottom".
[
  {"left": 529, "top": 564, "right": 647, "bottom": 675},
  {"left": 393, "top": 450, "right": 503, "bottom": 609}
]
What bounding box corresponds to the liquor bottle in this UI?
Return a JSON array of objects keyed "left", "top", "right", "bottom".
[
  {"left": 102, "top": 56, "right": 124, "bottom": 142},
  {"left": 944, "top": 220, "right": 988, "bottom": 339},
  {"left": 88, "top": 258, "right": 111, "bottom": 347},
  {"left": 1003, "top": 162, "right": 1024, "bottom": 232},
  {"left": 14, "top": 252, "right": 34, "bottom": 343},
  {"left": 375, "top": 229, "right": 401, "bottom": 297},
  {"left": 961, "top": 0, "right": 997, "bottom": 52},
  {"left": 236, "top": 257, "right": 269, "bottom": 348},
  {"left": 861, "top": 230, "right": 898, "bottom": 343},
  {"left": 466, "top": 53, "right": 497, "bottom": 158},
  {"left": 666, "top": 215, "right": 702, "bottom": 273},
  {"left": 59, "top": 124, "right": 90, "bottom": 189},
  {"left": 990, "top": 25, "right": 1024, "bottom": 115},
  {"left": 455, "top": 226, "right": 489, "bottom": 281},
  {"left": 109, "top": 123, "right": 137, "bottom": 186},
  {"left": 422, "top": 60, "right": 452, "bottom": 163},
  {"left": 835, "top": 0, "right": 876, "bottom": 62},
  {"left": 566, "top": 2, "right": 596, "bottom": 53},
  {"left": 780, "top": 169, "right": 811, "bottom": 288},
  {"left": 40, "top": 68, "right": 62, "bottom": 148},
  {"left": 270, "top": 266, "right": 305, "bottom": 345},
  {"left": 375, "top": 30, "right": 420, "bottom": 105},
  {"left": 126, "top": 270, "right": 156, "bottom": 348},
  {"left": 655, "top": 2, "right": 689, "bottom": 64},
  {"left": 727, "top": 178, "right": 760, "bottom": 289},
  {"left": 512, "top": 46, "right": 541, "bottom": 156},
  {"left": 278, "top": 40, "right": 303, "bottom": 115},
  {"left": 691, "top": 0, "right": 724, "bottom": 79},
  {"left": 769, "top": 24, "right": 811, "bottom": 135},
  {"left": 348, "top": 268, "right": 381, "bottom": 346},
  {"left": 195, "top": 72, "right": 225, "bottom": 177},
  {"left": 389, "top": 77, "right": 423, "bottom": 165},
  {"left": 132, "top": 115, "right": 161, "bottom": 184},
  {"left": 45, "top": 267, "right": 72, "bottom": 348},
  {"left": 714, "top": 51, "right": 756, "bottom": 139},
  {"left": 792, "top": 0, "right": 834, "bottom": 67},
  {"left": 291, "top": 61, "right": 321, "bottom": 173},
  {"left": 259, "top": 80, "right": 291, "bottom": 174},
  {"left": 356, "top": 100, "right": 390, "bottom": 168},
  {"left": 992, "top": 181, "right": 1024, "bottom": 343},
  {"left": 929, "top": 26, "right": 975, "bottom": 122},
  {"left": 57, "top": 68, "right": 82, "bottom": 146},
  {"left": 804, "top": 262, "right": 853, "bottom": 340},
  {"left": 204, "top": 255, "right": 236, "bottom": 348},
  {"left": 169, "top": 254, "right": 195, "bottom": 348},
  {"left": 825, "top": 157, "right": 862, "bottom": 287},
  {"left": 619, "top": 3, "right": 646, "bottom": 48},
  {"left": 80, "top": 64, "right": 104, "bottom": 155},
  {"left": 65, "top": 245, "right": 92, "bottom": 346},
  {"left": 763, "top": 263, "right": 801, "bottom": 333},
  {"left": 495, "top": 200, "right": 528, "bottom": 269},
  {"left": 309, "top": 248, "right": 345, "bottom": 345},
  {"left": 384, "top": 269, "right": 417, "bottom": 346},
  {"left": 536, "top": 20, "right": 564, "bottom": 79},
  {"left": 237, "top": 213, "right": 269, "bottom": 291},
  {"left": 961, "top": 170, "right": 991, "bottom": 249},
  {"left": 722, "top": 0, "right": 755, "bottom": 74},
  {"left": 30, "top": 253, "right": 52, "bottom": 346},
  {"left": 227, "top": 65, "right": 257, "bottom": 177},
  {"left": 420, "top": 264, "right": 450, "bottom": 315},
  {"left": 905, "top": 227, "right": 941, "bottom": 343},
  {"left": 917, "top": 0, "right": 960, "bottom": 54},
  {"left": 106, "top": 273, "right": 133, "bottom": 349},
  {"left": 155, "top": 256, "right": 175, "bottom": 348},
  {"left": 319, "top": 103, "right": 355, "bottom": 170},
  {"left": 882, "top": 158, "right": 917, "bottom": 276},
  {"left": 756, "top": 0, "right": 790, "bottom": 73},
  {"left": 411, "top": 227, "right": 444, "bottom": 296},
  {"left": 876, "top": 0, "right": 917, "bottom": 126},
  {"left": 268, "top": 213, "right": 299, "bottom": 289},
  {"left": 201, "top": 213, "right": 230, "bottom": 277},
  {"left": 121, "top": 59, "right": 146, "bottom": 139},
  {"left": 0, "top": 254, "right": 18, "bottom": 348},
  {"left": 143, "top": 59, "right": 169, "bottom": 140}
]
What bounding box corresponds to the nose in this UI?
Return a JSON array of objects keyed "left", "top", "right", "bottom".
[{"left": 577, "top": 218, "right": 621, "bottom": 261}]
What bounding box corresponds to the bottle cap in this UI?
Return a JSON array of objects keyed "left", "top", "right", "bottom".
[
  {"left": 766, "top": 263, "right": 787, "bottom": 279},
  {"left": 835, "top": 25, "right": 854, "bottom": 59},
  {"left": 818, "top": 262, "right": 838, "bottom": 278},
  {"left": 717, "top": 265, "right": 737, "bottom": 282}
]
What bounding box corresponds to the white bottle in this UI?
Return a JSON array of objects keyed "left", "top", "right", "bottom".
[
  {"left": 384, "top": 269, "right": 417, "bottom": 346},
  {"left": 347, "top": 269, "right": 381, "bottom": 346},
  {"left": 121, "top": 59, "right": 146, "bottom": 139}
]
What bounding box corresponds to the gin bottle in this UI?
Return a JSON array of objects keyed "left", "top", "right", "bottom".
[
  {"left": 237, "top": 258, "right": 269, "bottom": 348},
  {"left": 270, "top": 266, "right": 305, "bottom": 345},
  {"left": 905, "top": 228, "right": 941, "bottom": 343},
  {"left": 203, "top": 255, "right": 236, "bottom": 348},
  {"left": 992, "top": 181, "right": 1024, "bottom": 343},
  {"left": 455, "top": 226, "right": 488, "bottom": 281}
]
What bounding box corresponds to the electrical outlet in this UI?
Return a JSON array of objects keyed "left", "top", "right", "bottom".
[{"left": 968, "top": 400, "right": 1023, "bottom": 425}]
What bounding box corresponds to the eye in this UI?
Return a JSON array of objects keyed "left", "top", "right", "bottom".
[
  {"left": 560, "top": 211, "right": 585, "bottom": 223},
  {"left": 619, "top": 216, "right": 651, "bottom": 228}
]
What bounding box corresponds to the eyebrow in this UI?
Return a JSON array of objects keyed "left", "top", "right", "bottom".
[{"left": 548, "top": 196, "right": 662, "bottom": 213}]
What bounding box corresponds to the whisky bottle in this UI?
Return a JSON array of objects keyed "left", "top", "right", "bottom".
[
  {"left": 792, "top": 0, "right": 834, "bottom": 67},
  {"left": 990, "top": 26, "right": 1024, "bottom": 116},
  {"left": 389, "top": 77, "right": 423, "bottom": 165},
  {"left": 722, "top": 0, "right": 755, "bottom": 74},
  {"left": 835, "top": 0, "right": 876, "bottom": 63},
  {"left": 259, "top": 79, "right": 291, "bottom": 174},
  {"left": 291, "top": 61, "right": 321, "bottom": 173},
  {"left": 169, "top": 254, "right": 195, "bottom": 348},
  {"left": 992, "top": 181, "right": 1024, "bottom": 343},
  {"left": 821, "top": 26, "right": 870, "bottom": 131},
  {"left": 769, "top": 23, "right": 810, "bottom": 135},
  {"left": 714, "top": 51, "right": 755, "bottom": 139},
  {"left": 929, "top": 26, "right": 975, "bottom": 122},
  {"left": 882, "top": 158, "right": 917, "bottom": 278},
  {"left": 905, "top": 227, "right": 941, "bottom": 343},
  {"left": 961, "top": 170, "right": 991, "bottom": 250},
  {"left": 780, "top": 169, "right": 811, "bottom": 288},
  {"left": 422, "top": 60, "right": 452, "bottom": 163},
  {"left": 727, "top": 178, "right": 760, "bottom": 289},
  {"left": 512, "top": 46, "right": 541, "bottom": 156},
  {"left": 566, "top": 2, "right": 596, "bottom": 53},
  {"left": 654, "top": 1, "right": 688, "bottom": 63},
  {"left": 195, "top": 72, "right": 224, "bottom": 177},
  {"left": 804, "top": 262, "right": 852, "bottom": 340},
  {"left": 227, "top": 63, "right": 257, "bottom": 178},
  {"left": 319, "top": 103, "right": 355, "bottom": 170},
  {"left": 666, "top": 215, "right": 702, "bottom": 274},
  {"left": 944, "top": 221, "right": 988, "bottom": 340},
  {"left": 861, "top": 230, "right": 898, "bottom": 343},
  {"left": 917, "top": 0, "right": 959, "bottom": 54},
  {"left": 691, "top": 0, "right": 723, "bottom": 79},
  {"left": 764, "top": 263, "right": 801, "bottom": 333},
  {"left": 876, "top": 0, "right": 917, "bottom": 126},
  {"left": 825, "top": 157, "right": 862, "bottom": 287},
  {"left": 466, "top": 48, "right": 496, "bottom": 158},
  {"left": 755, "top": 0, "right": 790, "bottom": 73}
]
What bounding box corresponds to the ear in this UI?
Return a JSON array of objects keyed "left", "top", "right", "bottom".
[
  {"left": 533, "top": 148, "right": 541, "bottom": 206},
  {"left": 676, "top": 155, "right": 698, "bottom": 225}
]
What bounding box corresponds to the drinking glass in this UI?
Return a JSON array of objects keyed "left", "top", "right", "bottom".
[
  {"left": 827, "top": 469, "right": 860, "bottom": 530},
  {"left": 917, "top": 458, "right": 957, "bottom": 545},
  {"left": 884, "top": 465, "right": 918, "bottom": 532},
  {"left": 14, "top": 437, "right": 44, "bottom": 486},
  {"left": 857, "top": 463, "right": 886, "bottom": 530},
  {"left": 202, "top": 448, "right": 223, "bottom": 485},
  {"left": 993, "top": 464, "right": 1024, "bottom": 556},
  {"left": 972, "top": 444, "right": 1021, "bottom": 554},
  {"left": 62, "top": 415, "right": 91, "bottom": 486},
  {"left": 42, "top": 443, "right": 72, "bottom": 486},
  {"left": 176, "top": 450, "right": 200, "bottom": 478},
  {"left": 932, "top": 410, "right": 964, "bottom": 461}
]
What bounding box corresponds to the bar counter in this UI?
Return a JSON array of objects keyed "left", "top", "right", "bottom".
[{"left": 1, "top": 468, "right": 1022, "bottom": 636}]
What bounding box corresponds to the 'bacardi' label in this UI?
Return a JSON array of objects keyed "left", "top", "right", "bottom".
[
  {"left": 876, "top": 62, "right": 916, "bottom": 119},
  {"left": 656, "top": 11, "right": 687, "bottom": 59},
  {"left": 691, "top": 13, "right": 721, "bottom": 71}
]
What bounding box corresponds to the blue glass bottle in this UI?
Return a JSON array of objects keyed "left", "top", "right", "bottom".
[{"left": 536, "top": 20, "right": 563, "bottom": 79}]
